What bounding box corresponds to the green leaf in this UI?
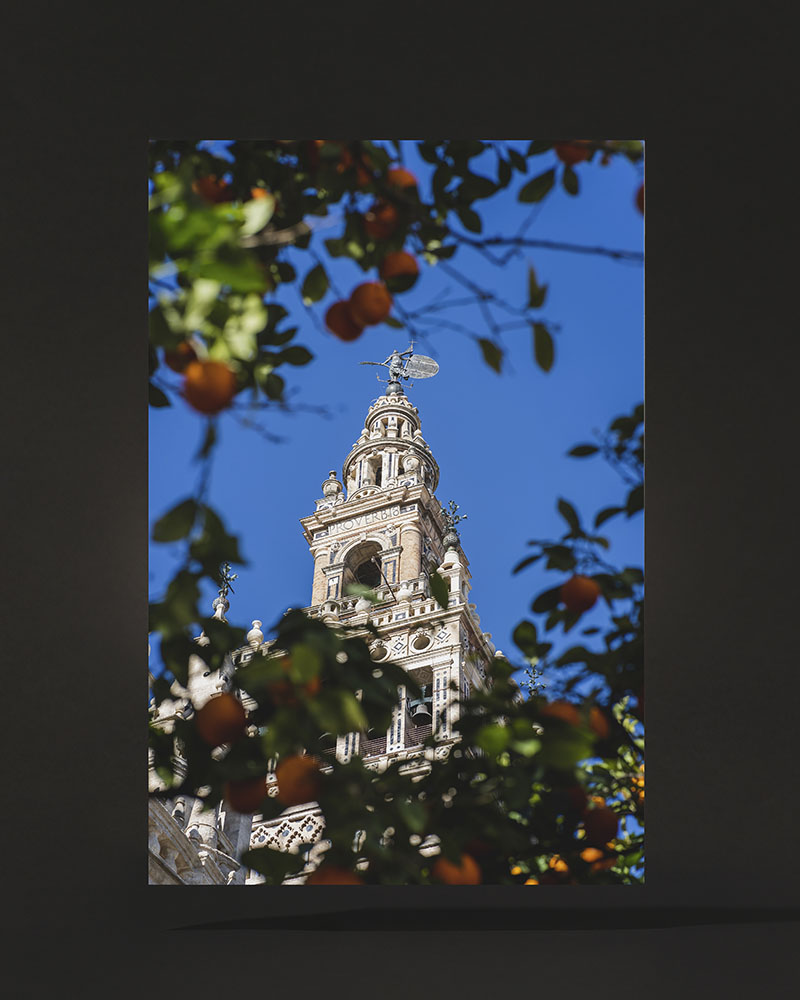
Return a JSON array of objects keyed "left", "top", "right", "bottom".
[
  {"left": 557, "top": 498, "right": 581, "bottom": 535},
  {"left": 527, "top": 140, "right": 552, "bottom": 156},
  {"left": 428, "top": 571, "right": 450, "bottom": 610},
  {"left": 152, "top": 499, "right": 198, "bottom": 542},
  {"left": 262, "top": 372, "right": 285, "bottom": 401},
  {"left": 594, "top": 506, "right": 624, "bottom": 528},
  {"left": 384, "top": 315, "right": 404, "bottom": 329},
  {"left": 513, "top": 620, "right": 538, "bottom": 658},
  {"left": 456, "top": 206, "right": 482, "bottom": 233},
  {"left": 190, "top": 253, "right": 269, "bottom": 293},
  {"left": 562, "top": 165, "right": 579, "bottom": 195},
  {"left": 626, "top": 484, "right": 644, "bottom": 516},
  {"left": 544, "top": 544, "right": 577, "bottom": 571},
  {"left": 532, "top": 585, "right": 562, "bottom": 614},
  {"left": 300, "top": 263, "right": 329, "bottom": 304},
  {"left": 277, "top": 346, "right": 313, "bottom": 366},
  {"left": 343, "top": 583, "right": 381, "bottom": 604},
  {"left": 241, "top": 192, "right": 276, "bottom": 235},
  {"left": 497, "top": 157, "right": 512, "bottom": 186},
  {"left": 512, "top": 553, "right": 541, "bottom": 575},
  {"left": 476, "top": 723, "right": 510, "bottom": 756},
  {"left": 508, "top": 148, "right": 527, "bottom": 172},
  {"left": 240, "top": 846, "right": 303, "bottom": 884},
  {"left": 395, "top": 797, "right": 427, "bottom": 834},
  {"left": 149, "top": 382, "right": 171, "bottom": 408},
  {"left": 568, "top": 444, "right": 599, "bottom": 457},
  {"left": 478, "top": 338, "right": 503, "bottom": 373},
  {"left": 533, "top": 322, "right": 554, "bottom": 372},
  {"left": 527, "top": 265, "right": 548, "bottom": 309},
  {"left": 518, "top": 168, "right": 556, "bottom": 203}
]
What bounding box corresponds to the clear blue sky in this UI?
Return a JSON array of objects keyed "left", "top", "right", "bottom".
[{"left": 149, "top": 140, "right": 643, "bottom": 688}]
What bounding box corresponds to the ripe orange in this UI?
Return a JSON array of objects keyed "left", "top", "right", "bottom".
[
  {"left": 548, "top": 855, "right": 570, "bottom": 873},
  {"left": 250, "top": 186, "right": 270, "bottom": 199},
  {"left": 325, "top": 300, "right": 364, "bottom": 342},
  {"left": 337, "top": 147, "right": 373, "bottom": 188},
  {"left": 524, "top": 878, "right": 540, "bottom": 885},
  {"left": 582, "top": 805, "right": 618, "bottom": 846},
  {"left": 579, "top": 847, "right": 604, "bottom": 863},
  {"left": 387, "top": 167, "right": 417, "bottom": 189},
  {"left": 540, "top": 700, "right": 581, "bottom": 727},
  {"left": 364, "top": 201, "right": 399, "bottom": 240},
  {"left": 163, "top": 341, "right": 198, "bottom": 373},
  {"left": 268, "top": 655, "right": 321, "bottom": 704},
  {"left": 553, "top": 141, "right": 592, "bottom": 166},
  {"left": 636, "top": 182, "right": 644, "bottom": 214},
  {"left": 378, "top": 251, "right": 419, "bottom": 280},
  {"left": 560, "top": 575, "right": 601, "bottom": 614},
  {"left": 348, "top": 282, "right": 392, "bottom": 326},
  {"left": 192, "top": 175, "right": 233, "bottom": 203},
  {"left": 224, "top": 775, "right": 267, "bottom": 814},
  {"left": 306, "top": 866, "right": 364, "bottom": 885},
  {"left": 589, "top": 705, "right": 610, "bottom": 740},
  {"left": 183, "top": 360, "right": 238, "bottom": 415},
  {"left": 431, "top": 853, "right": 482, "bottom": 885},
  {"left": 275, "top": 755, "right": 322, "bottom": 806},
  {"left": 194, "top": 692, "right": 247, "bottom": 746}
]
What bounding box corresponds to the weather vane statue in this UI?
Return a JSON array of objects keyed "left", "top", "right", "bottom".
[
  {"left": 212, "top": 562, "right": 238, "bottom": 621},
  {"left": 360, "top": 341, "right": 439, "bottom": 395}
]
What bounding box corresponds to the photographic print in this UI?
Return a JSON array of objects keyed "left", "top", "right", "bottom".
[{"left": 148, "top": 139, "right": 644, "bottom": 886}]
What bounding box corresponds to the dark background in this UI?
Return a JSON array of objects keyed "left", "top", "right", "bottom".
[{"left": 3, "top": 0, "right": 795, "bottom": 990}]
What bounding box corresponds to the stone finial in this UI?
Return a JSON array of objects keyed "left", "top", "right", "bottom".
[
  {"left": 246, "top": 619, "right": 264, "bottom": 647},
  {"left": 212, "top": 595, "right": 229, "bottom": 621},
  {"left": 322, "top": 471, "right": 343, "bottom": 497}
]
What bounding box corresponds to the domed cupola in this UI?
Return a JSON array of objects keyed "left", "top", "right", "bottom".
[{"left": 341, "top": 390, "right": 439, "bottom": 500}]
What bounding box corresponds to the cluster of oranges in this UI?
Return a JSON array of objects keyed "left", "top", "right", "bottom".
[
  {"left": 539, "top": 699, "right": 610, "bottom": 741},
  {"left": 324, "top": 166, "right": 420, "bottom": 343}
]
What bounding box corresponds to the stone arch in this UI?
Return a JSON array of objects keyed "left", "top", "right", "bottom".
[{"left": 340, "top": 536, "right": 387, "bottom": 590}]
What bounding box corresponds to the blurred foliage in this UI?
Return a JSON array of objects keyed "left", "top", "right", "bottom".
[{"left": 148, "top": 139, "right": 644, "bottom": 885}]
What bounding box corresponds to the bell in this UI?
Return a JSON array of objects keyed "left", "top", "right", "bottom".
[
  {"left": 411, "top": 702, "right": 432, "bottom": 726},
  {"left": 410, "top": 685, "right": 432, "bottom": 726}
]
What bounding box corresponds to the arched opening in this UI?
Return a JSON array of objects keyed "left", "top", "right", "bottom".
[{"left": 343, "top": 540, "right": 384, "bottom": 592}]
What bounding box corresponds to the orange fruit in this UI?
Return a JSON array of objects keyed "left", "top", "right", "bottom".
[
  {"left": 560, "top": 575, "right": 601, "bottom": 613},
  {"left": 432, "top": 853, "right": 482, "bottom": 885},
  {"left": 275, "top": 755, "right": 322, "bottom": 806},
  {"left": 163, "top": 341, "right": 198, "bottom": 373},
  {"left": 268, "top": 655, "right": 321, "bottom": 704},
  {"left": 363, "top": 201, "right": 398, "bottom": 240},
  {"left": 348, "top": 282, "right": 392, "bottom": 326},
  {"left": 325, "top": 300, "right": 364, "bottom": 342},
  {"left": 589, "top": 705, "right": 610, "bottom": 740},
  {"left": 579, "top": 847, "right": 604, "bottom": 863},
  {"left": 194, "top": 693, "right": 247, "bottom": 746},
  {"left": 183, "top": 360, "right": 238, "bottom": 415},
  {"left": 336, "top": 147, "right": 373, "bottom": 188},
  {"left": 582, "top": 805, "right": 618, "bottom": 846},
  {"left": 223, "top": 775, "right": 267, "bottom": 814},
  {"left": 192, "top": 175, "right": 233, "bottom": 203},
  {"left": 378, "top": 251, "right": 419, "bottom": 280},
  {"left": 524, "top": 878, "right": 540, "bottom": 885},
  {"left": 250, "top": 186, "right": 270, "bottom": 199},
  {"left": 387, "top": 166, "right": 417, "bottom": 189},
  {"left": 540, "top": 700, "right": 581, "bottom": 727},
  {"left": 553, "top": 141, "right": 592, "bottom": 166},
  {"left": 306, "top": 866, "right": 364, "bottom": 885},
  {"left": 548, "top": 855, "right": 570, "bottom": 873}
]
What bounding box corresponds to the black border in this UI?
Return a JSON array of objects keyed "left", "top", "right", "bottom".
[{"left": 5, "top": 4, "right": 797, "bottom": 988}]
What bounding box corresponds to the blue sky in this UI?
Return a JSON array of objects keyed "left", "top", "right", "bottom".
[{"left": 149, "top": 140, "right": 643, "bottom": 687}]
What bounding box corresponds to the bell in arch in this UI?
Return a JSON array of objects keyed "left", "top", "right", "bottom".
[{"left": 410, "top": 685, "right": 433, "bottom": 726}]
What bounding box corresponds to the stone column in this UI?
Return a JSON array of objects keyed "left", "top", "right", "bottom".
[
  {"left": 311, "top": 548, "right": 329, "bottom": 605},
  {"left": 186, "top": 797, "right": 219, "bottom": 850},
  {"left": 399, "top": 524, "right": 422, "bottom": 581},
  {"left": 387, "top": 684, "right": 406, "bottom": 753},
  {"left": 432, "top": 663, "right": 451, "bottom": 740}
]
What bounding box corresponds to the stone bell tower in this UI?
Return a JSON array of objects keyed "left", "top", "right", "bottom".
[{"left": 243, "top": 355, "right": 499, "bottom": 879}]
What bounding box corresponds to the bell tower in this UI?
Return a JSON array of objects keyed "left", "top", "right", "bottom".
[{"left": 297, "top": 355, "right": 496, "bottom": 768}]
